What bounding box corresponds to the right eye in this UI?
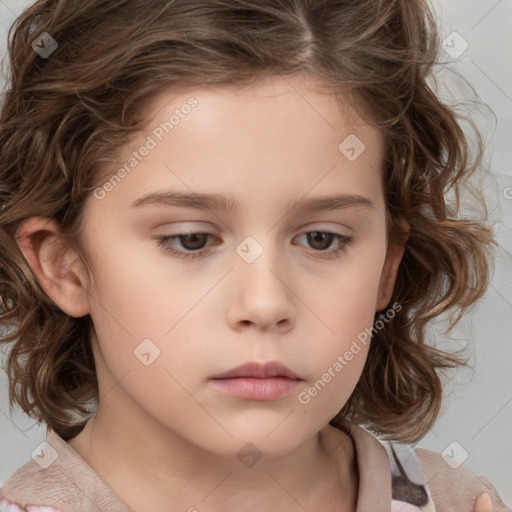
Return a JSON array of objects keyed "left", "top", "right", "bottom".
[{"left": 155, "top": 232, "right": 219, "bottom": 260}]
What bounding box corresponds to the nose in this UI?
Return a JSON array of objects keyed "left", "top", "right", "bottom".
[{"left": 226, "top": 242, "right": 296, "bottom": 333}]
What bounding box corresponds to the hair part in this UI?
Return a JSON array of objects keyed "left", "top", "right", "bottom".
[{"left": 0, "top": 0, "right": 498, "bottom": 443}]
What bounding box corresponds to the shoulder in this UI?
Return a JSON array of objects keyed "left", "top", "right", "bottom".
[
  {"left": 0, "top": 457, "right": 68, "bottom": 512},
  {"left": 1, "top": 494, "right": 62, "bottom": 512},
  {"left": 1, "top": 432, "right": 133, "bottom": 512},
  {"left": 414, "top": 447, "right": 511, "bottom": 512}
]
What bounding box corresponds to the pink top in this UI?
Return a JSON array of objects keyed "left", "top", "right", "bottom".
[{"left": 1, "top": 420, "right": 510, "bottom": 511}]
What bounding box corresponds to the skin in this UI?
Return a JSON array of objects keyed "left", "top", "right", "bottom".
[
  {"left": 475, "top": 493, "right": 494, "bottom": 512},
  {"left": 16, "top": 73, "right": 413, "bottom": 512}
]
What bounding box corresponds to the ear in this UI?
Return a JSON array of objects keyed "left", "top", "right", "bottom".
[
  {"left": 376, "top": 216, "right": 410, "bottom": 312},
  {"left": 15, "top": 217, "right": 91, "bottom": 318}
]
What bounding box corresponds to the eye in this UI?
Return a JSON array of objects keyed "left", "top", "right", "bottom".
[
  {"left": 156, "top": 232, "right": 217, "bottom": 260},
  {"left": 155, "top": 230, "right": 353, "bottom": 260},
  {"left": 293, "top": 231, "right": 353, "bottom": 259}
]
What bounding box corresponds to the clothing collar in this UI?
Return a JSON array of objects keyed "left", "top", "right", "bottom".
[
  {"left": 325, "top": 420, "right": 392, "bottom": 511},
  {"left": 2, "top": 420, "right": 393, "bottom": 511}
]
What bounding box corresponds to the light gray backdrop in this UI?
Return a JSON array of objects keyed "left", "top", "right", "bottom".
[{"left": 0, "top": 0, "right": 511, "bottom": 506}]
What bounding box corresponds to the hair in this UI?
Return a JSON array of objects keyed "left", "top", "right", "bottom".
[{"left": 0, "top": 0, "right": 498, "bottom": 444}]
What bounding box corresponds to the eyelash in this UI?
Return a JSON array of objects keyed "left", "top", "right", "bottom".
[{"left": 155, "top": 231, "right": 353, "bottom": 261}]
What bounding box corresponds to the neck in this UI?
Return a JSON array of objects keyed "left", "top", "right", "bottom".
[{"left": 68, "top": 405, "right": 358, "bottom": 512}]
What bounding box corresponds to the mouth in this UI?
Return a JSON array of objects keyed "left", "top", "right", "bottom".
[
  {"left": 210, "top": 360, "right": 303, "bottom": 380},
  {"left": 209, "top": 361, "right": 304, "bottom": 401}
]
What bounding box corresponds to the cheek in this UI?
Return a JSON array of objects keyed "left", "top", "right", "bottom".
[
  {"left": 84, "top": 237, "right": 219, "bottom": 393},
  {"left": 310, "top": 243, "right": 386, "bottom": 338},
  {"left": 296, "top": 247, "right": 385, "bottom": 410},
  {"left": 84, "top": 228, "right": 181, "bottom": 331},
  {"left": 295, "top": 288, "right": 376, "bottom": 421}
]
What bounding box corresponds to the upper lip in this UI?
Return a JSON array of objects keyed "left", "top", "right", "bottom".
[{"left": 210, "top": 361, "right": 303, "bottom": 380}]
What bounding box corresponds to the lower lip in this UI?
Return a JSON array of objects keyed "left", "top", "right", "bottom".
[{"left": 209, "top": 377, "right": 303, "bottom": 401}]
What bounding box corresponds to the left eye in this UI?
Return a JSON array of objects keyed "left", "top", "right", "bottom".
[{"left": 156, "top": 231, "right": 353, "bottom": 260}]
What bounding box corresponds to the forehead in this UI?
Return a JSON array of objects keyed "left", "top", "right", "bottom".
[
  {"left": 142, "top": 73, "right": 371, "bottom": 138},
  {"left": 89, "top": 73, "right": 386, "bottom": 218}
]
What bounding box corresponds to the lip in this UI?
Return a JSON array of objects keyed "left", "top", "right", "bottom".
[
  {"left": 210, "top": 361, "right": 303, "bottom": 380},
  {"left": 209, "top": 361, "right": 304, "bottom": 401}
]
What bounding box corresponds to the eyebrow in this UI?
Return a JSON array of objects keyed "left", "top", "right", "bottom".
[{"left": 130, "top": 190, "right": 374, "bottom": 212}]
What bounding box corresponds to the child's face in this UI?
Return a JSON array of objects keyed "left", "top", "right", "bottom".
[{"left": 53, "top": 74, "right": 405, "bottom": 456}]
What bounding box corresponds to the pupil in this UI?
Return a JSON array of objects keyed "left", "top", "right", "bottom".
[
  {"left": 183, "top": 233, "right": 207, "bottom": 250},
  {"left": 309, "top": 232, "right": 332, "bottom": 250}
]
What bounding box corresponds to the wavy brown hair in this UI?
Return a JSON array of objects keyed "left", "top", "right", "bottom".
[{"left": 0, "top": 0, "right": 498, "bottom": 443}]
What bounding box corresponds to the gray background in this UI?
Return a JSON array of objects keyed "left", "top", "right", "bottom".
[{"left": 0, "top": 0, "right": 511, "bottom": 506}]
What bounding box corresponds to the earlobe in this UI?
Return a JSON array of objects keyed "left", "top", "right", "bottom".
[
  {"left": 15, "top": 217, "right": 90, "bottom": 318},
  {"left": 376, "top": 216, "right": 410, "bottom": 312}
]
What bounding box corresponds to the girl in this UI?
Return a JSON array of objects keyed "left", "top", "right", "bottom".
[{"left": 0, "top": 0, "right": 509, "bottom": 511}]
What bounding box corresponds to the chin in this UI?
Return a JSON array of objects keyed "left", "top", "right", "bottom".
[{"left": 198, "top": 424, "right": 316, "bottom": 462}]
